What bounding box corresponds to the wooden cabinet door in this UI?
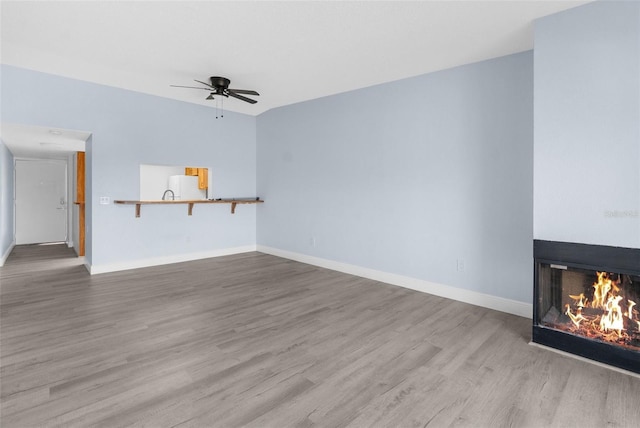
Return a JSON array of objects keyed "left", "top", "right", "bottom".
[
  {"left": 197, "top": 168, "right": 208, "bottom": 189},
  {"left": 185, "top": 167, "right": 208, "bottom": 189}
]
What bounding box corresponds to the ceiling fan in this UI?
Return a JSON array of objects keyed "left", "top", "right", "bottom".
[{"left": 171, "top": 76, "right": 259, "bottom": 104}]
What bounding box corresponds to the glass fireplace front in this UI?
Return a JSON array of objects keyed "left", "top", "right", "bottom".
[{"left": 533, "top": 240, "right": 640, "bottom": 374}]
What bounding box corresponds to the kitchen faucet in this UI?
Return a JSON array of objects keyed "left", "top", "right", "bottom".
[{"left": 162, "top": 190, "right": 175, "bottom": 200}]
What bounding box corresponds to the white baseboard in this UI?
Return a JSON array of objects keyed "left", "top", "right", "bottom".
[
  {"left": 0, "top": 240, "right": 16, "bottom": 267},
  {"left": 89, "top": 245, "right": 257, "bottom": 275},
  {"left": 257, "top": 245, "right": 532, "bottom": 319}
]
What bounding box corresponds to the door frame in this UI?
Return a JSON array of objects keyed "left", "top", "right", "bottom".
[{"left": 75, "top": 152, "right": 85, "bottom": 256}]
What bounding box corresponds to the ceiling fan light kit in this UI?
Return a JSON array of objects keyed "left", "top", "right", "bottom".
[{"left": 170, "top": 76, "right": 259, "bottom": 118}]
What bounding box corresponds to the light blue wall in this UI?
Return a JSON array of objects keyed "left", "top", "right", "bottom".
[
  {"left": 1, "top": 65, "right": 257, "bottom": 269},
  {"left": 257, "top": 52, "right": 534, "bottom": 303},
  {"left": 534, "top": 0, "right": 640, "bottom": 248},
  {"left": 0, "top": 140, "right": 15, "bottom": 262}
]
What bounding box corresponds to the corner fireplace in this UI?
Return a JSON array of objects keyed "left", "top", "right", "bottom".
[{"left": 533, "top": 240, "right": 640, "bottom": 374}]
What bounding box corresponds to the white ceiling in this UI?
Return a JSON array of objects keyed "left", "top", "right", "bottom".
[
  {"left": 1, "top": 0, "right": 592, "bottom": 118},
  {"left": 3, "top": 0, "right": 591, "bottom": 159},
  {"left": 1, "top": 123, "right": 90, "bottom": 159}
]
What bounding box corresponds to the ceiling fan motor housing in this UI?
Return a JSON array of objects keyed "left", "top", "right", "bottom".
[{"left": 210, "top": 76, "right": 230, "bottom": 89}]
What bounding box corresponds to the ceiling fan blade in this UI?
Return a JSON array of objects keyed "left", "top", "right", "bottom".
[
  {"left": 194, "top": 79, "right": 215, "bottom": 89},
  {"left": 227, "top": 91, "right": 257, "bottom": 104},
  {"left": 206, "top": 93, "right": 215, "bottom": 100},
  {"left": 170, "top": 84, "right": 211, "bottom": 90},
  {"left": 228, "top": 89, "right": 260, "bottom": 96}
]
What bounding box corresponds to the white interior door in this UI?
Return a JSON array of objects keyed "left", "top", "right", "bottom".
[{"left": 15, "top": 159, "right": 68, "bottom": 245}]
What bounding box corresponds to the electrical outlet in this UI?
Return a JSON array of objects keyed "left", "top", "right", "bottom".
[
  {"left": 99, "top": 196, "right": 110, "bottom": 205},
  {"left": 310, "top": 237, "right": 316, "bottom": 247},
  {"left": 457, "top": 259, "right": 465, "bottom": 272}
]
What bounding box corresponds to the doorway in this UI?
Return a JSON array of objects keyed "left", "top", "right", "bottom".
[
  {"left": 2, "top": 123, "right": 90, "bottom": 261},
  {"left": 15, "top": 159, "right": 68, "bottom": 245}
]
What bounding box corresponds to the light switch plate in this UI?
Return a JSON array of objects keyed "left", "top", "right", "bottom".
[{"left": 99, "top": 196, "right": 110, "bottom": 205}]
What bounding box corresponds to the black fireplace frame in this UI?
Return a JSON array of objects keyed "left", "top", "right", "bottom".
[{"left": 533, "top": 240, "right": 640, "bottom": 374}]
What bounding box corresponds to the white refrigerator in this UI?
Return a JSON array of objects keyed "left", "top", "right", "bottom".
[{"left": 168, "top": 175, "right": 206, "bottom": 200}]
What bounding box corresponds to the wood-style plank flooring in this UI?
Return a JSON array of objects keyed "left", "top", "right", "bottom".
[{"left": 1, "top": 244, "right": 639, "bottom": 427}]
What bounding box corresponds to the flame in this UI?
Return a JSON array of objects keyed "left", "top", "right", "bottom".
[
  {"left": 561, "top": 272, "right": 639, "bottom": 346},
  {"left": 592, "top": 272, "right": 616, "bottom": 308},
  {"left": 591, "top": 273, "right": 625, "bottom": 335},
  {"left": 565, "top": 304, "right": 586, "bottom": 328},
  {"left": 599, "top": 295, "right": 624, "bottom": 334},
  {"left": 569, "top": 293, "right": 588, "bottom": 308}
]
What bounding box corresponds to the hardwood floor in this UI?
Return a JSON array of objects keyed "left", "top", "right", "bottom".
[{"left": 1, "top": 244, "right": 639, "bottom": 427}]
